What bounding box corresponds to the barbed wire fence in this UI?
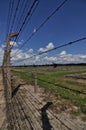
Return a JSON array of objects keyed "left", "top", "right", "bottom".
[{"left": 2, "top": 0, "right": 86, "bottom": 129}]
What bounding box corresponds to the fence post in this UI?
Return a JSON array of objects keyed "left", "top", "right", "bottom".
[
  {"left": 34, "top": 72, "right": 38, "bottom": 93},
  {"left": 3, "top": 32, "right": 18, "bottom": 101}
]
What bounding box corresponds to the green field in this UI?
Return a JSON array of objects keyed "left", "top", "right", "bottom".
[{"left": 12, "top": 65, "right": 86, "bottom": 114}]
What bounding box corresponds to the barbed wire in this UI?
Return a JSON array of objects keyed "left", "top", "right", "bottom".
[
  {"left": 11, "top": 0, "right": 69, "bottom": 58},
  {"left": 11, "top": 37, "right": 86, "bottom": 64},
  {"left": 10, "top": 0, "right": 21, "bottom": 33},
  {"left": 15, "top": 0, "right": 30, "bottom": 32},
  {"left": 12, "top": 69, "right": 86, "bottom": 95},
  {"left": 10, "top": 0, "right": 39, "bottom": 50},
  {"left": 6, "top": 0, "right": 14, "bottom": 36},
  {"left": 18, "top": 0, "right": 39, "bottom": 36}
]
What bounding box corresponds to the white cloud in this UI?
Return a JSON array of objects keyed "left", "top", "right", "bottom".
[
  {"left": 79, "top": 55, "right": 86, "bottom": 59},
  {"left": 10, "top": 41, "right": 17, "bottom": 46},
  {"left": 11, "top": 48, "right": 86, "bottom": 65},
  {"left": 60, "top": 51, "right": 67, "bottom": 55},
  {"left": 46, "top": 42, "right": 54, "bottom": 50},
  {"left": 11, "top": 49, "right": 33, "bottom": 64},
  {"left": 38, "top": 48, "right": 45, "bottom": 52},
  {"left": 58, "top": 51, "right": 86, "bottom": 64},
  {"left": 39, "top": 51, "right": 86, "bottom": 64},
  {"left": 27, "top": 49, "right": 33, "bottom": 54},
  {"left": 44, "top": 56, "right": 57, "bottom": 62},
  {"left": 0, "top": 40, "right": 86, "bottom": 66},
  {"left": 33, "top": 56, "right": 40, "bottom": 64},
  {"left": 38, "top": 42, "right": 54, "bottom": 52}
]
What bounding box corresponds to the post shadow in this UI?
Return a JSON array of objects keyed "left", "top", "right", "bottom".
[{"left": 41, "top": 102, "right": 53, "bottom": 130}]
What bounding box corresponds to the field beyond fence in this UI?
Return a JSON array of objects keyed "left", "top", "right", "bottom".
[{"left": 12, "top": 65, "right": 86, "bottom": 116}]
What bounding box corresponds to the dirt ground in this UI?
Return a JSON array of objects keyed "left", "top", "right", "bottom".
[
  {"left": 10, "top": 75, "right": 86, "bottom": 130},
  {"left": 0, "top": 73, "right": 86, "bottom": 130}
]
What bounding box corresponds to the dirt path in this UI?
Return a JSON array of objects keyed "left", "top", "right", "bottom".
[
  {"left": 8, "top": 76, "right": 86, "bottom": 130},
  {"left": 0, "top": 72, "right": 7, "bottom": 129},
  {"left": 1, "top": 73, "right": 86, "bottom": 130}
]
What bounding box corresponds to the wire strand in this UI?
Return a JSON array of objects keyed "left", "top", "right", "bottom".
[
  {"left": 10, "top": 0, "right": 21, "bottom": 33},
  {"left": 11, "top": 0, "right": 69, "bottom": 58},
  {"left": 11, "top": 37, "right": 86, "bottom": 63},
  {"left": 10, "top": 0, "right": 39, "bottom": 50}
]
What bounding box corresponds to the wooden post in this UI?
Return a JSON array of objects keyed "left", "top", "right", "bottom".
[
  {"left": 3, "top": 32, "right": 18, "bottom": 101},
  {"left": 34, "top": 72, "right": 38, "bottom": 93}
]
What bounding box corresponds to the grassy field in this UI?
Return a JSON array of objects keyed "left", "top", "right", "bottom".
[{"left": 12, "top": 65, "right": 86, "bottom": 115}]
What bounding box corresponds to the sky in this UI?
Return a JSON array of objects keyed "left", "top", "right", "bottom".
[{"left": 0, "top": 0, "right": 86, "bottom": 65}]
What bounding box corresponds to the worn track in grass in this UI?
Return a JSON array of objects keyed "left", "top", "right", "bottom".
[
  {"left": 6, "top": 75, "right": 85, "bottom": 130},
  {"left": 1, "top": 72, "right": 86, "bottom": 130}
]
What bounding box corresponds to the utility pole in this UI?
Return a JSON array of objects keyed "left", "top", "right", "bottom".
[{"left": 3, "top": 32, "right": 18, "bottom": 102}]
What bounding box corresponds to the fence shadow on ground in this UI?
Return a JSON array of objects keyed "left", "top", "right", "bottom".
[
  {"left": 12, "top": 84, "right": 26, "bottom": 98},
  {"left": 41, "top": 102, "right": 53, "bottom": 130}
]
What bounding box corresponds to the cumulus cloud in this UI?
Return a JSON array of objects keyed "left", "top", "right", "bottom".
[
  {"left": 10, "top": 40, "right": 24, "bottom": 47},
  {"left": 10, "top": 41, "right": 17, "bottom": 46},
  {"left": 33, "top": 56, "right": 40, "bottom": 64},
  {"left": 46, "top": 42, "right": 54, "bottom": 50},
  {"left": 38, "top": 42, "right": 54, "bottom": 52},
  {"left": 79, "top": 55, "right": 86, "bottom": 59},
  {"left": 11, "top": 48, "right": 86, "bottom": 65},
  {"left": 60, "top": 51, "right": 67, "bottom": 55},
  {"left": 43, "top": 56, "right": 57, "bottom": 62},
  {"left": 58, "top": 51, "right": 86, "bottom": 64},
  {"left": 36, "top": 51, "right": 86, "bottom": 65},
  {"left": 11, "top": 48, "right": 35, "bottom": 66},
  {"left": 0, "top": 39, "right": 86, "bottom": 66},
  {"left": 27, "top": 48, "right": 33, "bottom": 54}
]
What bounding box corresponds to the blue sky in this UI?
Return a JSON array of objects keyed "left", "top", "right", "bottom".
[{"left": 0, "top": 0, "right": 86, "bottom": 65}]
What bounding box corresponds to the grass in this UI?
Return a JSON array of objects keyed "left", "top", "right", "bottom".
[{"left": 12, "top": 65, "right": 86, "bottom": 114}]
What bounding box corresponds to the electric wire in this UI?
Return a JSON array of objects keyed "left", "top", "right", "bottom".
[
  {"left": 10, "top": 0, "right": 21, "bottom": 33},
  {"left": 6, "top": 0, "right": 12, "bottom": 37},
  {"left": 15, "top": 0, "right": 30, "bottom": 32},
  {"left": 18, "top": 0, "right": 39, "bottom": 35},
  {"left": 11, "top": 0, "right": 69, "bottom": 58},
  {"left": 8, "top": 0, "right": 15, "bottom": 34},
  {"left": 7, "top": 0, "right": 20, "bottom": 46},
  {"left": 37, "top": 77, "right": 86, "bottom": 95},
  {"left": 10, "top": 0, "right": 39, "bottom": 50},
  {"left": 11, "top": 37, "right": 86, "bottom": 64}
]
